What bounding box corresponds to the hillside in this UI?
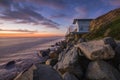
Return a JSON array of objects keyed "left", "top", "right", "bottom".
[{"left": 83, "top": 8, "right": 120, "bottom": 40}]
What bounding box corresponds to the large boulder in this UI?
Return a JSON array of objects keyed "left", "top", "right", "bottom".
[
  {"left": 14, "top": 65, "right": 36, "bottom": 80},
  {"left": 33, "top": 64, "right": 63, "bottom": 80},
  {"left": 76, "top": 40, "right": 115, "bottom": 60},
  {"left": 63, "top": 72, "right": 79, "bottom": 80},
  {"left": 86, "top": 60, "right": 120, "bottom": 80},
  {"left": 103, "top": 37, "right": 117, "bottom": 50},
  {"left": 55, "top": 47, "right": 83, "bottom": 79}
]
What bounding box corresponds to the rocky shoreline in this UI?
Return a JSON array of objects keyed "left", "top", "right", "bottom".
[{"left": 1, "top": 37, "right": 120, "bottom": 80}]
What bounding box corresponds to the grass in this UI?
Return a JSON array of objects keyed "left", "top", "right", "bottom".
[{"left": 83, "top": 16, "right": 120, "bottom": 40}]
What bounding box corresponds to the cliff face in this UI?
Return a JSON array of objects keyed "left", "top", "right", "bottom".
[
  {"left": 90, "top": 8, "right": 120, "bottom": 31},
  {"left": 84, "top": 8, "right": 120, "bottom": 40}
]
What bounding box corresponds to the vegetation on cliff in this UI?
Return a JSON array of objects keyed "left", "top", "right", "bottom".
[{"left": 83, "top": 8, "right": 120, "bottom": 40}]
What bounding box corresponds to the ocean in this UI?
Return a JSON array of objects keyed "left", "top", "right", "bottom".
[{"left": 0, "top": 37, "right": 64, "bottom": 68}]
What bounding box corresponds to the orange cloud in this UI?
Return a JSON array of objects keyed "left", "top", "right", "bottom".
[{"left": 0, "top": 32, "right": 64, "bottom": 38}]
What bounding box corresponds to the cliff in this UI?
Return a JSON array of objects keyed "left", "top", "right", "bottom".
[{"left": 83, "top": 8, "right": 120, "bottom": 40}]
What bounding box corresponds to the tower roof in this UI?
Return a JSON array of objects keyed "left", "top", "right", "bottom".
[{"left": 73, "top": 19, "right": 93, "bottom": 24}]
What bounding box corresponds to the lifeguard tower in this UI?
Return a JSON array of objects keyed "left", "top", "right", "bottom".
[{"left": 72, "top": 19, "right": 93, "bottom": 40}]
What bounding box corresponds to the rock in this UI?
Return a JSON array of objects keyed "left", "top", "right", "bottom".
[
  {"left": 14, "top": 64, "right": 36, "bottom": 80},
  {"left": 57, "top": 47, "right": 79, "bottom": 69},
  {"left": 55, "top": 47, "right": 83, "bottom": 79},
  {"left": 51, "top": 45, "right": 55, "bottom": 47},
  {"left": 57, "top": 44, "right": 73, "bottom": 62},
  {"left": 0, "top": 69, "right": 18, "bottom": 80},
  {"left": 5, "top": 61, "right": 16, "bottom": 70},
  {"left": 55, "top": 42, "right": 59, "bottom": 46},
  {"left": 86, "top": 60, "right": 120, "bottom": 80},
  {"left": 0, "top": 60, "right": 35, "bottom": 80},
  {"left": 49, "top": 51, "right": 58, "bottom": 59},
  {"left": 33, "top": 64, "right": 63, "bottom": 80},
  {"left": 46, "top": 58, "right": 58, "bottom": 67},
  {"left": 38, "top": 49, "right": 50, "bottom": 57},
  {"left": 110, "top": 45, "right": 120, "bottom": 68},
  {"left": 115, "top": 45, "right": 120, "bottom": 59},
  {"left": 76, "top": 40, "right": 115, "bottom": 60},
  {"left": 103, "top": 37, "right": 117, "bottom": 49},
  {"left": 0, "top": 59, "right": 37, "bottom": 80},
  {"left": 107, "top": 45, "right": 120, "bottom": 69},
  {"left": 63, "top": 72, "right": 79, "bottom": 80},
  {"left": 56, "top": 47, "right": 63, "bottom": 54},
  {"left": 76, "top": 49, "right": 90, "bottom": 74},
  {"left": 66, "top": 64, "right": 83, "bottom": 80},
  {"left": 61, "top": 41, "right": 67, "bottom": 49}
]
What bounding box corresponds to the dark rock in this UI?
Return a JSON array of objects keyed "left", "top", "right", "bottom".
[
  {"left": 77, "top": 50, "right": 90, "bottom": 78},
  {"left": 46, "top": 58, "right": 58, "bottom": 67},
  {"left": 63, "top": 72, "right": 79, "bottom": 80},
  {"left": 5, "top": 61, "right": 16, "bottom": 70},
  {"left": 49, "top": 51, "right": 58, "bottom": 59},
  {"left": 86, "top": 60, "right": 120, "bottom": 80},
  {"left": 66, "top": 64, "right": 83, "bottom": 80},
  {"left": 78, "top": 38, "right": 87, "bottom": 43},
  {"left": 115, "top": 45, "right": 120, "bottom": 57},
  {"left": 55, "top": 42, "right": 59, "bottom": 46},
  {"left": 34, "top": 64, "right": 63, "bottom": 80},
  {"left": 51, "top": 45, "right": 55, "bottom": 47},
  {"left": 56, "top": 47, "right": 63, "bottom": 54},
  {"left": 0, "top": 69, "right": 17, "bottom": 80},
  {"left": 103, "top": 37, "right": 117, "bottom": 50},
  {"left": 109, "top": 45, "right": 120, "bottom": 69},
  {"left": 119, "top": 64, "right": 120, "bottom": 71},
  {"left": 38, "top": 49, "right": 50, "bottom": 57},
  {"left": 58, "top": 41, "right": 67, "bottom": 50}
]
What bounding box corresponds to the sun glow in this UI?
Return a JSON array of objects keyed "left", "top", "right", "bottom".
[
  {"left": 0, "top": 31, "right": 63, "bottom": 37},
  {"left": 0, "top": 31, "right": 25, "bottom": 34}
]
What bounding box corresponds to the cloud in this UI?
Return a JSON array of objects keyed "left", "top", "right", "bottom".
[
  {"left": 0, "top": 0, "right": 11, "bottom": 7},
  {"left": 41, "top": 21, "right": 59, "bottom": 29},
  {"left": 29, "top": 0, "right": 67, "bottom": 9},
  {"left": 0, "top": 22, "right": 3, "bottom": 24},
  {"left": 75, "top": 7, "right": 88, "bottom": 18},
  {"left": 0, "top": 0, "right": 59, "bottom": 29},
  {"left": 50, "top": 13, "right": 69, "bottom": 19},
  {"left": 109, "top": 0, "right": 120, "bottom": 7},
  {"left": 101, "top": 0, "right": 120, "bottom": 7},
  {"left": 0, "top": 29, "right": 37, "bottom": 33}
]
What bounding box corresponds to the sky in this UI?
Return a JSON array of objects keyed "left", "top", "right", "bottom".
[{"left": 0, "top": 0, "right": 120, "bottom": 37}]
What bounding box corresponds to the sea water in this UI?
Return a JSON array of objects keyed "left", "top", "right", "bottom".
[{"left": 0, "top": 37, "right": 63, "bottom": 68}]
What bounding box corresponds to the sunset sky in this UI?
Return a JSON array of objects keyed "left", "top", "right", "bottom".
[{"left": 0, "top": 0, "right": 120, "bottom": 37}]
